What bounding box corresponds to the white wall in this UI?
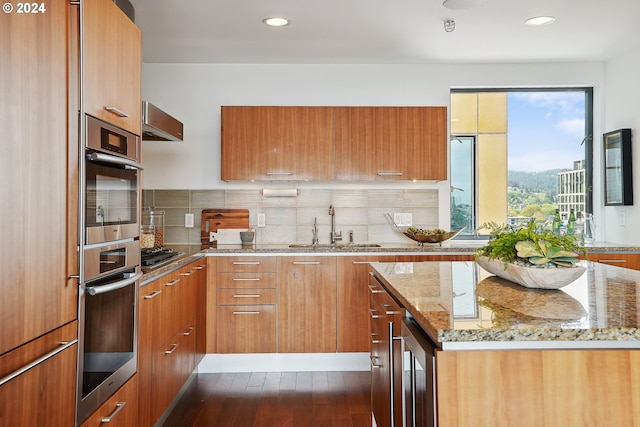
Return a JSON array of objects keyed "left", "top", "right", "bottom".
[
  {"left": 602, "top": 45, "right": 640, "bottom": 245},
  {"left": 141, "top": 61, "right": 607, "bottom": 232}
]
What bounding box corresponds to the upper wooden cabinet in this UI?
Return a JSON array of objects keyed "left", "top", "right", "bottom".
[
  {"left": 221, "top": 106, "right": 335, "bottom": 181},
  {"left": 83, "top": 0, "right": 142, "bottom": 135},
  {"left": 335, "top": 106, "right": 447, "bottom": 181}
]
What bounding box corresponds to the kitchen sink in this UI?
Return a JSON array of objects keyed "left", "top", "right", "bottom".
[{"left": 288, "top": 243, "right": 381, "bottom": 248}]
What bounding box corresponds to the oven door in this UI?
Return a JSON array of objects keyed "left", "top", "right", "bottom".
[
  {"left": 85, "top": 150, "right": 142, "bottom": 245},
  {"left": 77, "top": 268, "right": 142, "bottom": 424}
]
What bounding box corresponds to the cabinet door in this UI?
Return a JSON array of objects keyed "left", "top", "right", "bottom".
[
  {"left": 221, "top": 106, "right": 334, "bottom": 181},
  {"left": 217, "top": 305, "right": 277, "bottom": 353},
  {"left": 1, "top": 0, "right": 77, "bottom": 356},
  {"left": 587, "top": 253, "right": 640, "bottom": 270},
  {"left": 278, "top": 256, "right": 338, "bottom": 352},
  {"left": 335, "top": 107, "right": 447, "bottom": 181},
  {"left": 396, "top": 254, "right": 474, "bottom": 262},
  {"left": 79, "top": 374, "right": 139, "bottom": 427},
  {"left": 0, "top": 322, "right": 77, "bottom": 427},
  {"left": 337, "top": 256, "right": 395, "bottom": 352},
  {"left": 193, "top": 261, "right": 208, "bottom": 364},
  {"left": 83, "top": 0, "right": 141, "bottom": 135}
]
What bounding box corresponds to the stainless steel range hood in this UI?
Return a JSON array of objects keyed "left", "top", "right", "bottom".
[{"left": 142, "top": 101, "right": 184, "bottom": 141}]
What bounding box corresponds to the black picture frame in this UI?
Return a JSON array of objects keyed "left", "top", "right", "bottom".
[{"left": 603, "top": 128, "right": 633, "bottom": 206}]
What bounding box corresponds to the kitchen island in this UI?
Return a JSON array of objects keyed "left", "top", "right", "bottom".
[{"left": 370, "top": 260, "right": 640, "bottom": 427}]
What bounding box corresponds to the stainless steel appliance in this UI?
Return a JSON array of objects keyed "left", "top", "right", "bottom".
[
  {"left": 141, "top": 246, "right": 183, "bottom": 270},
  {"left": 142, "top": 101, "right": 184, "bottom": 141},
  {"left": 85, "top": 115, "right": 142, "bottom": 245}
]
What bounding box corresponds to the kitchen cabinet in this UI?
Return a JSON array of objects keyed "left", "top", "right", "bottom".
[
  {"left": 216, "top": 256, "right": 277, "bottom": 353},
  {"left": 337, "top": 255, "right": 395, "bottom": 352},
  {"left": 0, "top": 322, "right": 78, "bottom": 427},
  {"left": 221, "top": 106, "right": 334, "bottom": 181},
  {"left": 79, "top": 374, "right": 139, "bottom": 427},
  {"left": 83, "top": 0, "right": 142, "bottom": 135},
  {"left": 138, "top": 259, "right": 203, "bottom": 427},
  {"left": 278, "top": 256, "right": 338, "bottom": 352},
  {"left": 335, "top": 107, "right": 447, "bottom": 181},
  {"left": 587, "top": 253, "right": 640, "bottom": 270},
  {"left": 369, "top": 273, "right": 404, "bottom": 427},
  {"left": 396, "top": 254, "right": 475, "bottom": 262}
]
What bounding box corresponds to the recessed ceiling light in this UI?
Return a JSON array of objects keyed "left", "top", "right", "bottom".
[
  {"left": 442, "top": 0, "right": 486, "bottom": 10},
  {"left": 262, "top": 17, "right": 290, "bottom": 27},
  {"left": 525, "top": 16, "right": 555, "bottom": 26}
]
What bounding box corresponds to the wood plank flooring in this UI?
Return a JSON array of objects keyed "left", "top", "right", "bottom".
[{"left": 162, "top": 371, "right": 372, "bottom": 427}]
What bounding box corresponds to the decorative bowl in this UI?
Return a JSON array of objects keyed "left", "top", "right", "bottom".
[
  {"left": 402, "top": 229, "right": 464, "bottom": 246},
  {"left": 476, "top": 256, "right": 586, "bottom": 290}
]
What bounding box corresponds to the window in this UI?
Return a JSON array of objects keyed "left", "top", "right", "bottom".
[{"left": 450, "top": 88, "right": 593, "bottom": 235}]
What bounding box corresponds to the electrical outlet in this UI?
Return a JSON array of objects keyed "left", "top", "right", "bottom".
[
  {"left": 619, "top": 211, "right": 626, "bottom": 227},
  {"left": 185, "top": 213, "right": 194, "bottom": 228},
  {"left": 394, "top": 213, "right": 412, "bottom": 227},
  {"left": 257, "top": 213, "right": 266, "bottom": 228}
]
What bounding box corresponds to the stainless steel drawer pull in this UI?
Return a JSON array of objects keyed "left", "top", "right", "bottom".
[
  {"left": 232, "top": 277, "right": 261, "bottom": 281},
  {"left": 232, "top": 311, "right": 261, "bottom": 315},
  {"left": 370, "top": 333, "right": 382, "bottom": 344},
  {"left": 101, "top": 402, "right": 126, "bottom": 423},
  {"left": 368, "top": 284, "right": 384, "bottom": 294},
  {"left": 183, "top": 327, "right": 195, "bottom": 336},
  {"left": 266, "top": 171, "right": 292, "bottom": 176},
  {"left": 370, "top": 356, "right": 382, "bottom": 369},
  {"left": 598, "top": 259, "right": 626, "bottom": 263},
  {"left": 0, "top": 339, "right": 77, "bottom": 387},
  {"left": 377, "top": 171, "right": 403, "bottom": 176},
  {"left": 196, "top": 265, "right": 206, "bottom": 270},
  {"left": 143, "top": 290, "right": 162, "bottom": 299},
  {"left": 352, "top": 261, "right": 371, "bottom": 264},
  {"left": 233, "top": 294, "right": 261, "bottom": 298},
  {"left": 293, "top": 261, "right": 320, "bottom": 265},
  {"left": 103, "top": 106, "right": 129, "bottom": 118},
  {"left": 164, "top": 343, "right": 179, "bottom": 355},
  {"left": 166, "top": 279, "right": 181, "bottom": 286},
  {"left": 181, "top": 271, "right": 194, "bottom": 276},
  {"left": 369, "top": 309, "right": 382, "bottom": 319},
  {"left": 232, "top": 261, "right": 260, "bottom": 265}
]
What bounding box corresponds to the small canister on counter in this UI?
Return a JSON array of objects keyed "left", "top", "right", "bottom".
[
  {"left": 141, "top": 224, "right": 156, "bottom": 248},
  {"left": 142, "top": 210, "right": 165, "bottom": 247}
]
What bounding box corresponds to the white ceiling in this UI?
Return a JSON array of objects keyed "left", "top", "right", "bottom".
[{"left": 130, "top": 0, "right": 640, "bottom": 64}]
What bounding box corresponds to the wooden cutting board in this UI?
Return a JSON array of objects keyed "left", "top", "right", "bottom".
[{"left": 200, "top": 209, "right": 250, "bottom": 245}]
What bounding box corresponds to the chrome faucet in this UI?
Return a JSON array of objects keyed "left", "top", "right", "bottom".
[
  {"left": 329, "top": 205, "right": 342, "bottom": 245},
  {"left": 312, "top": 217, "right": 319, "bottom": 245}
]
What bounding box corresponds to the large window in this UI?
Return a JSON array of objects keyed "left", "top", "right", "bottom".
[{"left": 450, "top": 88, "right": 593, "bottom": 235}]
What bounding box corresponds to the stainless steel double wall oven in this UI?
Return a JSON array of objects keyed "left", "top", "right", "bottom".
[{"left": 77, "top": 115, "right": 143, "bottom": 423}]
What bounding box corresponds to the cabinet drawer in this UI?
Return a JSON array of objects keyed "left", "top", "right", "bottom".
[
  {"left": 217, "top": 256, "right": 277, "bottom": 273},
  {"left": 218, "top": 288, "right": 277, "bottom": 305},
  {"left": 217, "top": 305, "right": 276, "bottom": 353},
  {"left": 217, "top": 272, "right": 276, "bottom": 289},
  {"left": 80, "top": 374, "right": 139, "bottom": 427}
]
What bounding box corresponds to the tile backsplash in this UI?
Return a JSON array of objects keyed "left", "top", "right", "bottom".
[{"left": 142, "top": 189, "right": 439, "bottom": 245}]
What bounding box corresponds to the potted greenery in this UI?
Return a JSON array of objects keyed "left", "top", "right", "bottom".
[{"left": 475, "top": 221, "right": 587, "bottom": 289}]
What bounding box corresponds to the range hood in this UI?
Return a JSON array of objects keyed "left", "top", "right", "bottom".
[{"left": 142, "top": 101, "right": 184, "bottom": 141}]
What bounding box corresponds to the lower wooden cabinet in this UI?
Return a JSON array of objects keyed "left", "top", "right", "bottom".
[
  {"left": 587, "top": 253, "right": 640, "bottom": 270},
  {"left": 217, "top": 305, "right": 277, "bottom": 353},
  {"left": 79, "top": 374, "right": 139, "bottom": 427},
  {"left": 0, "top": 322, "right": 77, "bottom": 427}
]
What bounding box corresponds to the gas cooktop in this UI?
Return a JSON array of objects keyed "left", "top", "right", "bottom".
[{"left": 141, "top": 247, "right": 183, "bottom": 269}]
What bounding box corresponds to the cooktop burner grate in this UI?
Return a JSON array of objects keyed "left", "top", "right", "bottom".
[{"left": 141, "top": 247, "right": 181, "bottom": 267}]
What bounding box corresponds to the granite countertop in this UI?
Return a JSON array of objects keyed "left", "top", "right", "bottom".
[{"left": 370, "top": 260, "right": 640, "bottom": 350}]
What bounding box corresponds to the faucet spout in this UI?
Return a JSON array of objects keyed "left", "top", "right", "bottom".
[{"left": 329, "top": 205, "right": 342, "bottom": 245}]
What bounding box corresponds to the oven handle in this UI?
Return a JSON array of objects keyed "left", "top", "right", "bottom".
[
  {"left": 86, "top": 152, "right": 144, "bottom": 171},
  {"left": 86, "top": 271, "right": 143, "bottom": 296}
]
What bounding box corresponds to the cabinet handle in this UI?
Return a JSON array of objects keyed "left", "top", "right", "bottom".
[
  {"left": 598, "top": 259, "right": 626, "bottom": 263},
  {"left": 100, "top": 402, "right": 126, "bottom": 423},
  {"left": 370, "top": 333, "right": 381, "bottom": 344},
  {"left": 377, "top": 171, "right": 403, "bottom": 176},
  {"left": 166, "top": 279, "right": 181, "bottom": 286},
  {"left": 293, "top": 261, "right": 320, "bottom": 265},
  {"left": 352, "top": 261, "right": 371, "bottom": 264},
  {"left": 232, "top": 277, "right": 261, "bottom": 281},
  {"left": 103, "top": 106, "right": 129, "bottom": 118},
  {"left": 265, "top": 171, "right": 292, "bottom": 176},
  {"left": 181, "top": 270, "right": 194, "bottom": 276},
  {"left": 143, "top": 289, "right": 162, "bottom": 299},
  {"left": 164, "top": 343, "right": 179, "bottom": 355},
  {"left": 369, "top": 309, "right": 382, "bottom": 319},
  {"left": 370, "top": 355, "right": 382, "bottom": 369},
  {"left": 232, "top": 311, "right": 261, "bottom": 315},
  {"left": 382, "top": 303, "right": 401, "bottom": 315},
  {"left": 183, "top": 327, "right": 194, "bottom": 336},
  {"left": 0, "top": 340, "right": 77, "bottom": 387},
  {"left": 368, "top": 284, "right": 384, "bottom": 294},
  {"left": 196, "top": 265, "right": 206, "bottom": 270},
  {"left": 232, "top": 261, "right": 260, "bottom": 265},
  {"left": 233, "top": 294, "right": 261, "bottom": 298}
]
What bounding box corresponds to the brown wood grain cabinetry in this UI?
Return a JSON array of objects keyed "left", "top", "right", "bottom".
[
  {"left": 337, "top": 256, "right": 395, "bottom": 352},
  {"left": 278, "top": 256, "right": 338, "bottom": 353},
  {"left": 586, "top": 253, "right": 640, "bottom": 270},
  {"left": 335, "top": 106, "right": 447, "bottom": 181},
  {"left": 221, "top": 106, "right": 334, "bottom": 181},
  {"left": 83, "top": 0, "right": 141, "bottom": 135},
  {"left": 79, "top": 374, "right": 139, "bottom": 427},
  {"left": 216, "top": 256, "right": 277, "bottom": 353},
  {"left": 395, "top": 254, "right": 475, "bottom": 262}
]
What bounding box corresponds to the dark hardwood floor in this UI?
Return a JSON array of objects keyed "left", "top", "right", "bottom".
[{"left": 162, "top": 371, "right": 372, "bottom": 427}]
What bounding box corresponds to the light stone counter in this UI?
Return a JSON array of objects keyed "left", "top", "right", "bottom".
[{"left": 370, "top": 260, "right": 640, "bottom": 350}]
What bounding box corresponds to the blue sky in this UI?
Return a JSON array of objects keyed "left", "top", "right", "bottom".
[{"left": 508, "top": 91, "right": 586, "bottom": 172}]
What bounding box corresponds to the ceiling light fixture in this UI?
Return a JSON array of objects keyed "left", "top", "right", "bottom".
[
  {"left": 262, "top": 17, "right": 290, "bottom": 27},
  {"left": 524, "top": 16, "right": 555, "bottom": 26},
  {"left": 443, "top": 19, "right": 455, "bottom": 32},
  {"left": 442, "top": 0, "right": 486, "bottom": 10}
]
